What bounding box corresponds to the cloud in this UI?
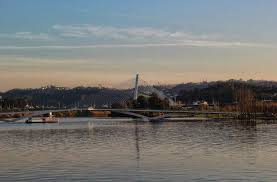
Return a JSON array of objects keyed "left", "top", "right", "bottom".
[
  {"left": 14, "top": 32, "right": 50, "bottom": 40},
  {"left": 52, "top": 24, "right": 216, "bottom": 41},
  {"left": 0, "top": 24, "right": 276, "bottom": 49},
  {"left": 0, "top": 32, "right": 51, "bottom": 40},
  {"left": 49, "top": 24, "right": 277, "bottom": 49},
  {"left": 0, "top": 41, "right": 275, "bottom": 50}
]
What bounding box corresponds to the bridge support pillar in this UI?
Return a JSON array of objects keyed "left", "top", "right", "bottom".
[{"left": 133, "top": 74, "right": 139, "bottom": 101}]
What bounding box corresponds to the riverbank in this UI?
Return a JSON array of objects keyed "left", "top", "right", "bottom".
[{"left": 0, "top": 110, "right": 276, "bottom": 121}]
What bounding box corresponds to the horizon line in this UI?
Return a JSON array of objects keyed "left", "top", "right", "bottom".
[{"left": 1, "top": 78, "right": 276, "bottom": 92}]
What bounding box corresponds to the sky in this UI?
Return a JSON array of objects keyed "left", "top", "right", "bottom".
[{"left": 0, "top": 0, "right": 277, "bottom": 91}]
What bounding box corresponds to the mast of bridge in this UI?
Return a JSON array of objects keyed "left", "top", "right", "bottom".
[{"left": 133, "top": 74, "right": 139, "bottom": 101}]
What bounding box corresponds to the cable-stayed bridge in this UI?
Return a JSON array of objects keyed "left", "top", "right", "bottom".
[
  {"left": 111, "top": 74, "right": 176, "bottom": 106},
  {"left": 0, "top": 108, "right": 239, "bottom": 122},
  {"left": 0, "top": 74, "right": 240, "bottom": 122}
]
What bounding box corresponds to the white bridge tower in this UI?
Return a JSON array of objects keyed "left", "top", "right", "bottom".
[{"left": 133, "top": 74, "right": 139, "bottom": 100}]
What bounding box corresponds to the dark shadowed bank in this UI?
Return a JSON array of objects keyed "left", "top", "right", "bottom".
[{"left": 0, "top": 80, "right": 276, "bottom": 120}]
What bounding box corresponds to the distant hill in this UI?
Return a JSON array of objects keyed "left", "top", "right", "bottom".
[
  {"left": 175, "top": 80, "right": 277, "bottom": 104},
  {"left": 1, "top": 80, "right": 277, "bottom": 108},
  {"left": 170, "top": 79, "right": 277, "bottom": 94},
  {"left": 2, "top": 86, "right": 132, "bottom": 108}
]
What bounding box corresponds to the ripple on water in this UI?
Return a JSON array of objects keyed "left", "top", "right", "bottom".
[{"left": 1, "top": 119, "right": 277, "bottom": 181}]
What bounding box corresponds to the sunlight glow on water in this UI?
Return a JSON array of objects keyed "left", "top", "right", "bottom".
[{"left": 1, "top": 119, "right": 277, "bottom": 181}]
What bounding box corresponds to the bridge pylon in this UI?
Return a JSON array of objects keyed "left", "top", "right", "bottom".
[{"left": 133, "top": 74, "right": 139, "bottom": 101}]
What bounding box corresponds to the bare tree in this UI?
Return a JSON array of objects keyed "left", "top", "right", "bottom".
[{"left": 235, "top": 87, "right": 257, "bottom": 119}]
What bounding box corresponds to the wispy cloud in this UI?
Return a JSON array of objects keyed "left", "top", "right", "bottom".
[
  {"left": 49, "top": 24, "right": 277, "bottom": 49},
  {"left": 0, "top": 25, "right": 276, "bottom": 49},
  {"left": 0, "top": 32, "right": 51, "bottom": 40},
  {"left": 0, "top": 41, "right": 275, "bottom": 50},
  {"left": 14, "top": 32, "right": 50, "bottom": 40},
  {"left": 52, "top": 24, "right": 217, "bottom": 41}
]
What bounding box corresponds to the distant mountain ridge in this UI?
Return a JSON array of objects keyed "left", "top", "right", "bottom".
[
  {"left": 169, "top": 79, "right": 277, "bottom": 94},
  {"left": 1, "top": 79, "right": 277, "bottom": 107}
]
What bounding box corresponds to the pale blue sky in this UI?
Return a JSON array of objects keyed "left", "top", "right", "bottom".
[{"left": 0, "top": 0, "right": 277, "bottom": 90}]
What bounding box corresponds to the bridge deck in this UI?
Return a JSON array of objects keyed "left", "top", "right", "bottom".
[{"left": 0, "top": 108, "right": 240, "bottom": 117}]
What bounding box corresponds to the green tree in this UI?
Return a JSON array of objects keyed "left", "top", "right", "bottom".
[
  {"left": 134, "top": 95, "right": 149, "bottom": 108},
  {"left": 148, "top": 93, "right": 169, "bottom": 109}
]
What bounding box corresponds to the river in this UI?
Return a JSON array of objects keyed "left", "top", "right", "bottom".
[{"left": 0, "top": 118, "right": 277, "bottom": 181}]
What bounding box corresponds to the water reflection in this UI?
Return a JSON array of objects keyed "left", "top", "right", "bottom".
[
  {"left": 135, "top": 121, "right": 140, "bottom": 167},
  {"left": 1, "top": 119, "right": 277, "bottom": 181}
]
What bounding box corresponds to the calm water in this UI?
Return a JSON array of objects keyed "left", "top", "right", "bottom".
[{"left": 1, "top": 119, "right": 277, "bottom": 181}]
